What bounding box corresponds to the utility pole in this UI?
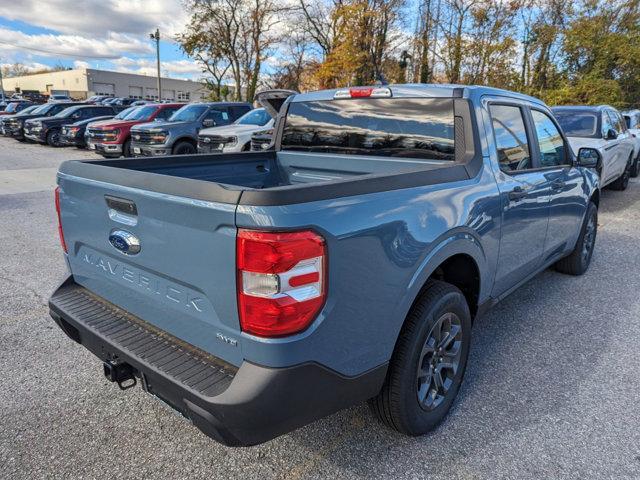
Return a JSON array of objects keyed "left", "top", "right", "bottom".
[
  {"left": 0, "top": 57, "right": 5, "bottom": 103},
  {"left": 150, "top": 29, "right": 162, "bottom": 101}
]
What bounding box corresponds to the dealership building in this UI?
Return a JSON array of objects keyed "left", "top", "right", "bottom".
[{"left": 1, "top": 68, "right": 207, "bottom": 102}]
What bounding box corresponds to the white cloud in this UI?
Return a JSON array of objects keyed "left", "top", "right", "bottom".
[
  {"left": 0, "top": 28, "right": 152, "bottom": 60},
  {"left": 111, "top": 56, "right": 203, "bottom": 79},
  {"left": 0, "top": 0, "right": 188, "bottom": 37}
]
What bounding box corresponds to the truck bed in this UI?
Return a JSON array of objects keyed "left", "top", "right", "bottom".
[{"left": 58, "top": 150, "right": 477, "bottom": 206}]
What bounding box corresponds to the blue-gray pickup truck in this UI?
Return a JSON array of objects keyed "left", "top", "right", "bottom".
[{"left": 50, "top": 84, "right": 601, "bottom": 447}]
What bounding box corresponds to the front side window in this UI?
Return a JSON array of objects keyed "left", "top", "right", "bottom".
[
  {"left": 489, "top": 104, "right": 531, "bottom": 172},
  {"left": 281, "top": 98, "right": 455, "bottom": 160},
  {"left": 602, "top": 111, "right": 617, "bottom": 137},
  {"left": 531, "top": 110, "right": 567, "bottom": 168},
  {"left": 204, "top": 108, "right": 230, "bottom": 125}
]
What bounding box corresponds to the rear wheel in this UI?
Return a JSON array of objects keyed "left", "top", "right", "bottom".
[
  {"left": 172, "top": 141, "right": 196, "bottom": 155},
  {"left": 369, "top": 280, "right": 471, "bottom": 435},
  {"left": 554, "top": 201, "right": 597, "bottom": 275},
  {"left": 610, "top": 158, "right": 632, "bottom": 191},
  {"left": 631, "top": 155, "right": 640, "bottom": 178},
  {"left": 46, "top": 129, "right": 61, "bottom": 147}
]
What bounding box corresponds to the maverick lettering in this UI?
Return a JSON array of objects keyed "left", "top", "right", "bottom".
[{"left": 82, "top": 252, "right": 207, "bottom": 313}]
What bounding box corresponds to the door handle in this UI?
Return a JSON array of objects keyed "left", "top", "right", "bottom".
[
  {"left": 551, "top": 179, "right": 565, "bottom": 190},
  {"left": 508, "top": 186, "right": 527, "bottom": 201}
]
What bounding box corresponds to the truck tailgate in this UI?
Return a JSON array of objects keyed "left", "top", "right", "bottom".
[{"left": 57, "top": 172, "right": 243, "bottom": 366}]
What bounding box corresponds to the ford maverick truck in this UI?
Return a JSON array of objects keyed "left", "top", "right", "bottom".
[{"left": 50, "top": 84, "right": 600, "bottom": 447}]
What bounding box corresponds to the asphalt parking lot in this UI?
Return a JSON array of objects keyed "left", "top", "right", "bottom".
[{"left": 1, "top": 136, "right": 639, "bottom": 480}]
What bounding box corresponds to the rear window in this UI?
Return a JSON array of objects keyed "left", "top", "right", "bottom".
[
  {"left": 553, "top": 111, "right": 598, "bottom": 137},
  {"left": 281, "top": 98, "right": 455, "bottom": 160}
]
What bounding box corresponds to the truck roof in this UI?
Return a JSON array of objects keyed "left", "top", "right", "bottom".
[
  {"left": 292, "top": 83, "right": 545, "bottom": 106},
  {"left": 552, "top": 105, "right": 614, "bottom": 112}
]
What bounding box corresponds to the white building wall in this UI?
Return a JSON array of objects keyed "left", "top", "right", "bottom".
[{"left": 2, "top": 68, "right": 207, "bottom": 101}]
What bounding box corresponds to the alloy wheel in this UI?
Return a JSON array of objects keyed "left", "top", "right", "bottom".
[
  {"left": 416, "top": 312, "right": 463, "bottom": 411},
  {"left": 582, "top": 212, "right": 596, "bottom": 264}
]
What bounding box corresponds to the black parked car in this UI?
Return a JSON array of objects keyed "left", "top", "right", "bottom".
[
  {"left": 60, "top": 113, "right": 117, "bottom": 148},
  {"left": 5, "top": 102, "right": 85, "bottom": 141},
  {"left": 24, "top": 105, "right": 116, "bottom": 147},
  {"left": 86, "top": 95, "right": 114, "bottom": 104},
  {"left": 1, "top": 105, "right": 40, "bottom": 135}
]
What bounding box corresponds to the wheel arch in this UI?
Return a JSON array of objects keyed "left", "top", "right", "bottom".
[
  {"left": 173, "top": 136, "right": 197, "bottom": 149},
  {"left": 393, "top": 232, "right": 489, "bottom": 336}
]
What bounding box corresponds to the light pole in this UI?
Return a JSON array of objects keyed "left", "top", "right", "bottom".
[
  {"left": 149, "top": 29, "right": 162, "bottom": 101},
  {"left": 0, "top": 58, "right": 5, "bottom": 103}
]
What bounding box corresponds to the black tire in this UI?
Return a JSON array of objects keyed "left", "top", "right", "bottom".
[
  {"left": 369, "top": 280, "right": 472, "bottom": 435},
  {"left": 554, "top": 202, "right": 598, "bottom": 275},
  {"left": 172, "top": 141, "right": 196, "bottom": 155},
  {"left": 46, "top": 129, "right": 61, "bottom": 147},
  {"left": 123, "top": 138, "right": 132, "bottom": 158},
  {"left": 631, "top": 155, "right": 640, "bottom": 178},
  {"left": 609, "top": 158, "right": 632, "bottom": 191}
]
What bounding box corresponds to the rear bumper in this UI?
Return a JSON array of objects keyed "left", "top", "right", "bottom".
[{"left": 49, "top": 277, "right": 386, "bottom": 446}]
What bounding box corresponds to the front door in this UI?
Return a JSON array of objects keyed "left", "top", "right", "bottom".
[{"left": 488, "top": 103, "right": 551, "bottom": 297}]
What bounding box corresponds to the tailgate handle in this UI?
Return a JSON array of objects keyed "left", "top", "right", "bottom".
[{"left": 105, "top": 195, "right": 138, "bottom": 216}]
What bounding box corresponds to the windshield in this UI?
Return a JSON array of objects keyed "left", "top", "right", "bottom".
[
  {"left": 4, "top": 103, "right": 21, "bottom": 113},
  {"left": 114, "top": 106, "right": 138, "bottom": 120},
  {"left": 554, "top": 111, "right": 598, "bottom": 137},
  {"left": 53, "top": 106, "right": 81, "bottom": 118},
  {"left": 123, "top": 105, "right": 157, "bottom": 121},
  {"left": 235, "top": 108, "right": 271, "bottom": 126},
  {"left": 17, "top": 105, "right": 39, "bottom": 115},
  {"left": 281, "top": 98, "right": 455, "bottom": 160},
  {"left": 169, "top": 104, "right": 207, "bottom": 122},
  {"left": 31, "top": 104, "right": 51, "bottom": 115}
]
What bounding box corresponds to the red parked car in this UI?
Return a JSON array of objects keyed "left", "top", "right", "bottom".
[{"left": 86, "top": 103, "right": 182, "bottom": 158}]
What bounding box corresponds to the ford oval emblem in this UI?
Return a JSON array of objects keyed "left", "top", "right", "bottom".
[{"left": 109, "top": 229, "right": 141, "bottom": 255}]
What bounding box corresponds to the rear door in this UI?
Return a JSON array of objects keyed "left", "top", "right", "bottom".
[
  {"left": 486, "top": 102, "right": 551, "bottom": 297},
  {"left": 57, "top": 174, "right": 243, "bottom": 366},
  {"left": 528, "top": 107, "right": 585, "bottom": 258}
]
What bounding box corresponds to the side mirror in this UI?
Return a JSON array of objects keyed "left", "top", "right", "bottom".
[
  {"left": 202, "top": 119, "right": 215, "bottom": 128},
  {"left": 577, "top": 147, "right": 601, "bottom": 169},
  {"left": 605, "top": 128, "right": 618, "bottom": 140}
]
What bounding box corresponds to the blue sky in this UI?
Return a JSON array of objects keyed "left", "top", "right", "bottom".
[{"left": 0, "top": 1, "right": 202, "bottom": 79}]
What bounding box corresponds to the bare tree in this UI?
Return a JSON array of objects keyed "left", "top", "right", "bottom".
[{"left": 181, "top": 0, "right": 287, "bottom": 101}]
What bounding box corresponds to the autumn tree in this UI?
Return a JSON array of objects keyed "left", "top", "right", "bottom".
[{"left": 180, "top": 0, "right": 287, "bottom": 101}]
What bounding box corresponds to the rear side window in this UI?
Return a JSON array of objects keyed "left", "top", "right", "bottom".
[
  {"left": 554, "top": 111, "right": 598, "bottom": 137},
  {"left": 281, "top": 98, "right": 455, "bottom": 161},
  {"left": 531, "top": 110, "right": 567, "bottom": 168},
  {"left": 489, "top": 104, "right": 531, "bottom": 172},
  {"left": 230, "top": 105, "right": 251, "bottom": 120}
]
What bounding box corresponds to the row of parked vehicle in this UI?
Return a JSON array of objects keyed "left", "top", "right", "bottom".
[
  {"left": 0, "top": 96, "right": 277, "bottom": 157},
  {"left": 2, "top": 91, "right": 639, "bottom": 195}
]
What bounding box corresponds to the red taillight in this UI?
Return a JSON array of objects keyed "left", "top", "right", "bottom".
[
  {"left": 334, "top": 87, "right": 392, "bottom": 99},
  {"left": 237, "top": 229, "right": 326, "bottom": 337},
  {"left": 54, "top": 186, "right": 67, "bottom": 253},
  {"left": 349, "top": 87, "right": 374, "bottom": 98}
]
